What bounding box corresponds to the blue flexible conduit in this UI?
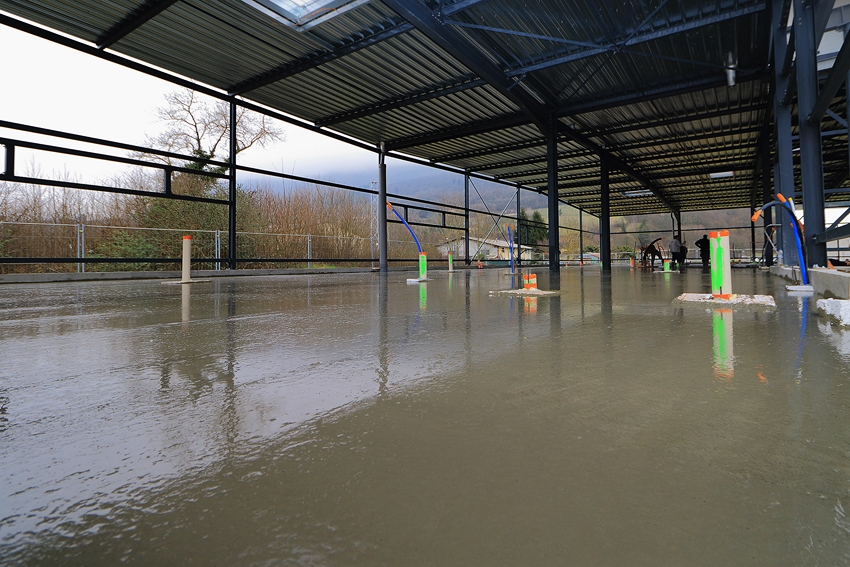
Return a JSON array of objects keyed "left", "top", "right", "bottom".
[
  {"left": 753, "top": 199, "right": 808, "bottom": 285},
  {"left": 508, "top": 225, "right": 515, "bottom": 273},
  {"left": 387, "top": 202, "right": 422, "bottom": 254}
]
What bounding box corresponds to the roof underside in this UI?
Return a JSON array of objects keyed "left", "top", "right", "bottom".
[{"left": 2, "top": 0, "right": 845, "bottom": 217}]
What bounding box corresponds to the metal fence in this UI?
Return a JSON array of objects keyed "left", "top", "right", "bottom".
[
  {"left": 0, "top": 221, "right": 434, "bottom": 273},
  {"left": 6, "top": 220, "right": 845, "bottom": 274}
]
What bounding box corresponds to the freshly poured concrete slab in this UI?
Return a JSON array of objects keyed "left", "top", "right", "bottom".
[
  {"left": 674, "top": 293, "right": 776, "bottom": 308},
  {"left": 7, "top": 269, "right": 850, "bottom": 566}
]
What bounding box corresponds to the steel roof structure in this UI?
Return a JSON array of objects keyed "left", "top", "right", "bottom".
[{"left": 1, "top": 0, "right": 849, "bottom": 270}]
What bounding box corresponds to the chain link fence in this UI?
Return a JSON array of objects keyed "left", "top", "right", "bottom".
[{"left": 0, "top": 222, "right": 441, "bottom": 273}]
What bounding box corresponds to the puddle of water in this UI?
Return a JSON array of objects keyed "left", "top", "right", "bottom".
[{"left": 2, "top": 268, "right": 850, "bottom": 565}]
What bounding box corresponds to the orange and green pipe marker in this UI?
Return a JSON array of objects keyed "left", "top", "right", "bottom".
[{"left": 709, "top": 230, "right": 732, "bottom": 298}]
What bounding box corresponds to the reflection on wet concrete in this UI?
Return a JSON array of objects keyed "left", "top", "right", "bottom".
[
  {"left": 601, "top": 271, "right": 613, "bottom": 332},
  {"left": 3, "top": 268, "right": 850, "bottom": 565},
  {"left": 377, "top": 275, "right": 389, "bottom": 395},
  {"left": 712, "top": 309, "right": 734, "bottom": 379}
]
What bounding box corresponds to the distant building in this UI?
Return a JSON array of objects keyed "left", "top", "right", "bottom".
[{"left": 437, "top": 237, "right": 544, "bottom": 260}]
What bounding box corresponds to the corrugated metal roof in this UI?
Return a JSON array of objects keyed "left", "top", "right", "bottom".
[{"left": 0, "top": 0, "right": 781, "bottom": 216}]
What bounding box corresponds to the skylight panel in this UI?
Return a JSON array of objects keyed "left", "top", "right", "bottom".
[{"left": 243, "top": 0, "right": 369, "bottom": 30}]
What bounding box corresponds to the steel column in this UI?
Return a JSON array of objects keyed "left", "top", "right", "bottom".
[
  {"left": 378, "top": 145, "right": 388, "bottom": 272},
  {"left": 762, "top": 136, "right": 774, "bottom": 265},
  {"left": 794, "top": 0, "right": 827, "bottom": 267},
  {"left": 547, "top": 118, "right": 560, "bottom": 271},
  {"left": 751, "top": 213, "right": 757, "bottom": 261},
  {"left": 579, "top": 208, "right": 584, "bottom": 266},
  {"left": 228, "top": 100, "right": 237, "bottom": 270},
  {"left": 516, "top": 183, "right": 522, "bottom": 269},
  {"left": 464, "top": 171, "right": 470, "bottom": 265},
  {"left": 600, "top": 158, "right": 611, "bottom": 272},
  {"left": 3, "top": 143, "right": 13, "bottom": 176},
  {"left": 844, "top": 25, "right": 850, "bottom": 182},
  {"left": 773, "top": 0, "right": 798, "bottom": 265}
]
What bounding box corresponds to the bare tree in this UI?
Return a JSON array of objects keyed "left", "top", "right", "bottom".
[{"left": 140, "top": 88, "right": 285, "bottom": 169}]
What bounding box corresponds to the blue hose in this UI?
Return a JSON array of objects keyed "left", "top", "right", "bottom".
[
  {"left": 387, "top": 202, "right": 422, "bottom": 253},
  {"left": 753, "top": 199, "right": 808, "bottom": 285},
  {"left": 780, "top": 200, "right": 808, "bottom": 285},
  {"left": 508, "top": 225, "right": 515, "bottom": 273}
]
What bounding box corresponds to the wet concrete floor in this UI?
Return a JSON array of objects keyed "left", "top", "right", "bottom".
[{"left": 2, "top": 267, "right": 850, "bottom": 565}]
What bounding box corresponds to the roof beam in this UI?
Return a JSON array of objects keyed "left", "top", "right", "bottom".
[
  {"left": 477, "top": 149, "right": 596, "bottom": 172},
  {"left": 507, "top": 3, "right": 766, "bottom": 77},
  {"left": 228, "top": 20, "right": 412, "bottom": 96},
  {"left": 619, "top": 126, "right": 763, "bottom": 151},
  {"left": 631, "top": 145, "right": 758, "bottom": 164},
  {"left": 520, "top": 162, "right": 759, "bottom": 187},
  {"left": 555, "top": 124, "right": 677, "bottom": 212},
  {"left": 433, "top": 138, "right": 546, "bottom": 162},
  {"left": 636, "top": 159, "right": 757, "bottom": 177},
  {"left": 558, "top": 69, "right": 762, "bottom": 117},
  {"left": 96, "top": 0, "right": 179, "bottom": 49},
  {"left": 385, "top": 113, "right": 529, "bottom": 151},
  {"left": 523, "top": 169, "right": 634, "bottom": 186},
  {"left": 315, "top": 6, "right": 764, "bottom": 129},
  {"left": 808, "top": 32, "right": 850, "bottom": 123},
  {"left": 501, "top": 168, "right": 631, "bottom": 183},
  {"left": 382, "top": 0, "right": 550, "bottom": 134},
  {"left": 591, "top": 103, "right": 768, "bottom": 136},
  {"left": 435, "top": 113, "right": 762, "bottom": 163},
  {"left": 229, "top": 0, "right": 491, "bottom": 96},
  {"left": 315, "top": 78, "right": 487, "bottom": 126}
]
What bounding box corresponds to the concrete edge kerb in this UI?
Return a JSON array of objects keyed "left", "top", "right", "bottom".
[{"left": 771, "top": 265, "right": 850, "bottom": 300}]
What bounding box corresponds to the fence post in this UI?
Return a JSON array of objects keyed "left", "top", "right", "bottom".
[
  {"left": 76, "top": 223, "right": 81, "bottom": 273},
  {"left": 3, "top": 143, "right": 14, "bottom": 176},
  {"left": 215, "top": 229, "right": 221, "bottom": 271},
  {"left": 80, "top": 224, "right": 85, "bottom": 273},
  {"left": 182, "top": 235, "right": 192, "bottom": 283},
  {"left": 308, "top": 234, "right": 313, "bottom": 269}
]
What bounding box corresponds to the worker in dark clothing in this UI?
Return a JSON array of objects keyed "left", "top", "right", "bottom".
[{"left": 695, "top": 234, "right": 710, "bottom": 269}]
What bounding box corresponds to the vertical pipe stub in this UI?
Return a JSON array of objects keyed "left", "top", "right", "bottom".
[
  {"left": 419, "top": 252, "right": 427, "bottom": 281},
  {"left": 182, "top": 235, "right": 192, "bottom": 283},
  {"left": 710, "top": 230, "right": 732, "bottom": 298},
  {"left": 448, "top": 252, "right": 454, "bottom": 272}
]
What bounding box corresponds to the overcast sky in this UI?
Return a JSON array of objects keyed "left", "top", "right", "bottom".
[
  {"left": 0, "top": 24, "right": 397, "bottom": 186},
  {"left": 0, "top": 21, "right": 547, "bottom": 213}
]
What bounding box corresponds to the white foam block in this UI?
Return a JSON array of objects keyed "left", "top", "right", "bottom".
[
  {"left": 675, "top": 293, "right": 776, "bottom": 307},
  {"left": 492, "top": 288, "right": 559, "bottom": 296},
  {"left": 817, "top": 298, "right": 850, "bottom": 326}
]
